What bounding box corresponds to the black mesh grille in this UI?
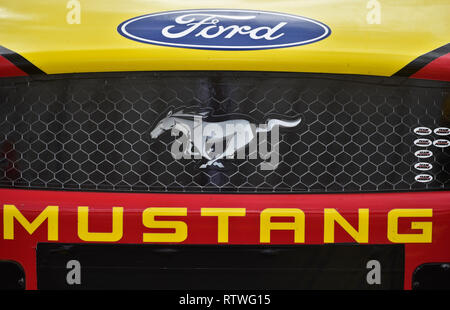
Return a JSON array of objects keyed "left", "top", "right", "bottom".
[{"left": 0, "top": 72, "right": 449, "bottom": 193}]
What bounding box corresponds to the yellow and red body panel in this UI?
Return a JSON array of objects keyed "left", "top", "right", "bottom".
[{"left": 0, "top": 0, "right": 449, "bottom": 79}]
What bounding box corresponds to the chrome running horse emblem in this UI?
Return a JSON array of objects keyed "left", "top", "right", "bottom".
[{"left": 150, "top": 108, "right": 301, "bottom": 169}]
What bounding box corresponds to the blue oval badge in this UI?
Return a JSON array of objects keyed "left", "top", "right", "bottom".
[{"left": 117, "top": 9, "right": 331, "bottom": 50}]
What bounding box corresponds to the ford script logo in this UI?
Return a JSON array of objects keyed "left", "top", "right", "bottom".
[
  {"left": 434, "top": 127, "right": 450, "bottom": 136},
  {"left": 413, "top": 127, "right": 432, "bottom": 136},
  {"left": 117, "top": 9, "right": 331, "bottom": 50},
  {"left": 415, "top": 174, "right": 433, "bottom": 183},
  {"left": 414, "top": 138, "right": 432, "bottom": 147},
  {"left": 433, "top": 139, "right": 450, "bottom": 148},
  {"left": 414, "top": 162, "right": 433, "bottom": 171}
]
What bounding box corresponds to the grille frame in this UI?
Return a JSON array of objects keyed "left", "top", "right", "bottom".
[{"left": 1, "top": 71, "right": 449, "bottom": 193}]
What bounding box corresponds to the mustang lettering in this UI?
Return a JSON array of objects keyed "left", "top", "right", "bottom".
[{"left": 2, "top": 205, "right": 433, "bottom": 244}]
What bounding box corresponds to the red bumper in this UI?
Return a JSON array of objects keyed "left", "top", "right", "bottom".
[{"left": 1, "top": 189, "right": 449, "bottom": 290}]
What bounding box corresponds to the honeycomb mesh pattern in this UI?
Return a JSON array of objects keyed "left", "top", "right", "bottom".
[{"left": 0, "top": 72, "right": 449, "bottom": 193}]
